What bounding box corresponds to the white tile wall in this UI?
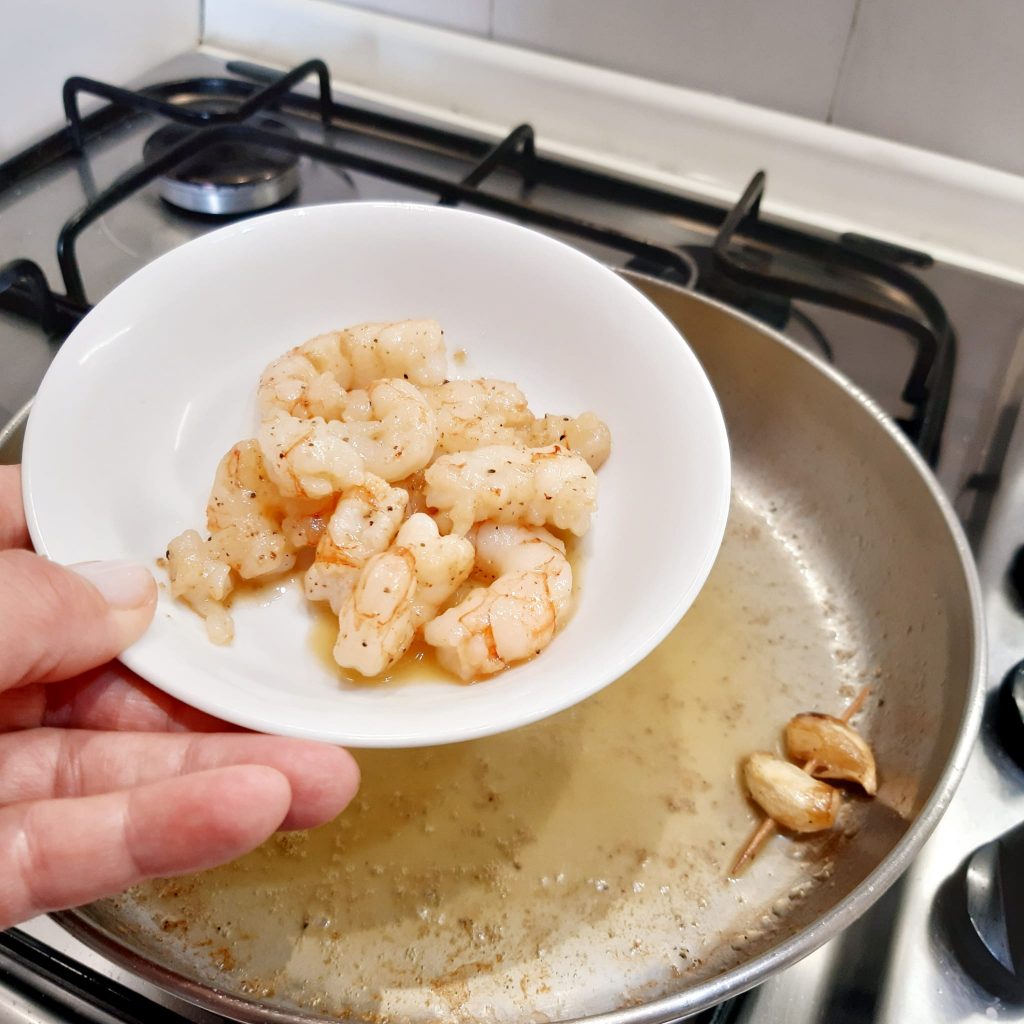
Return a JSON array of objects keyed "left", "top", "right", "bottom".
[
  {"left": 830, "top": 0, "right": 1024, "bottom": 176},
  {"left": 316, "top": 0, "right": 1024, "bottom": 176},
  {"left": 321, "top": 0, "right": 489, "bottom": 35},
  {"left": 0, "top": 0, "right": 200, "bottom": 158},
  {"left": 7, "top": 0, "right": 1018, "bottom": 176},
  {"left": 490, "top": 0, "right": 858, "bottom": 121}
]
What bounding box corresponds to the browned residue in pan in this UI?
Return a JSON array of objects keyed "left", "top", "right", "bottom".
[{"left": 103, "top": 492, "right": 874, "bottom": 1022}]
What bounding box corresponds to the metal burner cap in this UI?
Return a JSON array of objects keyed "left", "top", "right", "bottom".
[{"left": 143, "top": 117, "right": 300, "bottom": 216}]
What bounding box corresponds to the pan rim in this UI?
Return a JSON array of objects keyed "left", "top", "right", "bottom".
[{"left": 39, "top": 276, "right": 985, "bottom": 1023}]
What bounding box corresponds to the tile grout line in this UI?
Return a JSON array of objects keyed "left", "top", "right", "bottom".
[{"left": 826, "top": 0, "right": 864, "bottom": 125}]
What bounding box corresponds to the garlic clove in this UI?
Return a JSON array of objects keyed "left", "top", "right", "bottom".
[
  {"left": 785, "top": 712, "right": 878, "bottom": 795},
  {"left": 743, "top": 753, "right": 842, "bottom": 833}
]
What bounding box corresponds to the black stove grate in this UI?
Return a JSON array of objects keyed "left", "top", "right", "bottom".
[
  {"left": 62, "top": 58, "right": 336, "bottom": 150},
  {"left": 3, "top": 57, "right": 958, "bottom": 461},
  {"left": 0, "top": 57, "right": 953, "bottom": 463},
  {"left": 51, "top": 118, "right": 701, "bottom": 307},
  {"left": 0, "top": 926, "right": 193, "bottom": 1023},
  {"left": 709, "top": 171, "right": 954, "bottom": 461},
  {"left": 0, "top": 55, "right": 960, "bottom": 1022}
]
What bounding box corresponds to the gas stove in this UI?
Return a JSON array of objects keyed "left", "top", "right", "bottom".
[{"left": 2, "top": 49, "right": 1023, "bottom": 1024}]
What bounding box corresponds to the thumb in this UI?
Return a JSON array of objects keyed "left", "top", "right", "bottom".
[{"left": 0, "top": 550, "right": 156, "bottom": 692}]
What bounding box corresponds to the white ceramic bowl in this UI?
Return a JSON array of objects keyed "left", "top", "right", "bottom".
[{"left": 23, "top": 203, "right": 729, "bottom": 747}]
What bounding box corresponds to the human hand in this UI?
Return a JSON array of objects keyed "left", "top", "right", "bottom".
[{"left": 0, "top": 465, "right": 359, "bottom": 930}]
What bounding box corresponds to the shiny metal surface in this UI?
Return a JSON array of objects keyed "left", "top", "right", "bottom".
[
  {"left": 3, "top": 48, "right": 1023, "bottom": 1024},
  {"left": 726, "top": 347, "right": 1024, "bottom": 1024},
  {"left": 23, "top": 280, "right": 981, "bottom": 1022},
  {"left": 157, "top": 163, "right": 299, "bottom": 215},
  {"left": 142, "top": 113, "right": 302, "bottom": 215},
  {"left": 4, "top": 51, "right": 1024, "bottom": 496},
  {"left": 0, "top": 399, "right": 30, "bottom": 459}
]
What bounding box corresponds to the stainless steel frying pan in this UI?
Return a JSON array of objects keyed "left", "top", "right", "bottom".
[{"left": 0, "top": 274, "right": 984, "bottom": 1022}]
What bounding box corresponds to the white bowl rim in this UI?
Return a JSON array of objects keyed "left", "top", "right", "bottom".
[{"left": 22, "top": 201, "right": 731, "bottom": 747}]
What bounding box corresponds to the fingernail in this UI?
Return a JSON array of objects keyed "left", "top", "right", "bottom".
[{"left": 71, "top": 560, "right": 155, "bottom": 609}]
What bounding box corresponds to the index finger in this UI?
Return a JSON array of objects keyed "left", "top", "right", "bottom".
[
  {"left": 0, "top": 466, "right": 30, "bottom": 550},
  {"left": 0, "top": 765, "right": 292, "bottom": 929}
]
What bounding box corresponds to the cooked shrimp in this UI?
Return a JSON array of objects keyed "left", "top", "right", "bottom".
[
  {"left": 257, "top": 331, "right": 352, "bottom": 420},
  {"left": 423, "top": 379, "right": 534, "bottom": 455},
  {"left": 258, "top": 319, "right": 447, "bottom": 418},
  {"left": 280, "top": 496, "right": 335, "bottom": 549},
  {"left": 424, "top": 443, "right": 597, "bottom": 536},
  {"left": 395, "top": 469, "right": 430, "bottom": 517},
  {"left": 166, "top": 529, "right": 235, "bottom": 644},
  {"left": 333, "top": 513, "right": 474, "bottom": 676},
  {"left": 168, "top": 316, "right": 611, "bottom": 679},
  {"left": 205, "top": 440, "right": 296, "bottom": 579},
  {"left": 167, "top": 441, "right": 296, "bottom": 639},
  {"left": 343, "top": 378, "right": 438, "bottom": 481},
  {"left": 342, "top": 320, "right": 448, "bottom": 390},
  {"left": 305, "top": 475, "right": 409, "bottom": 614},
  {"left": 339, "top": 387, "right": 372, "bottom": 423},
  {"left": 257, "top": 410, "right": 365, "bottom": 500},
  {"left": 333, "top": 549, "right": 418, "bottom": 677},
  {"left": 524, "top": 411, "right": 611, "bottom": 471},
  {"left": 423, "top": 523, "right": 572, "bottom": 680},
  {"left": 393, "top": 512, "right": 475, "bottom": 626}
]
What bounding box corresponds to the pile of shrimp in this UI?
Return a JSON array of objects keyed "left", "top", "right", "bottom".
[{"left": 164, "top": 319, "right": 611, "bottom": 682}]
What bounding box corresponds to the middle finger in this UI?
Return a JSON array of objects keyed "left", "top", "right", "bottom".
[
  {"left": 0, "top": 664, "right": 242, "bottom": 734},
  {"left": 0, "top": 728, "right": 359, "bottom": 831}
]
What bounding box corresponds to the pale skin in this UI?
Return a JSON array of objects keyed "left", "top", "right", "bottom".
[{"left": 0, "top": 465, "right": 360, "bottom": 930}]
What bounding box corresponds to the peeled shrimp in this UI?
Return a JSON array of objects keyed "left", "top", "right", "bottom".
[
  {"left": 524, "top": 411, "right": 611, "bottom": 471},
  {"left": 257, "top": 410, "right": 365, "bottom": 500},
  {"left": 205, "top": 440, "right": 296, "bottom": 579},
  {"left": 258, "top": 319, "right": 447, "bottom": 418},
  {"left": 168, "top": 316, "right": 610, "bottom": 680},
  {"left": 333, "top": 549, "right": 418, "bottom": 677},
  {"left": 167, "top": 440, "right": 296, "bottom": 640},
  {"left": 305, "top": 475, "right": 409, "bottom": 614},
  {"left": 395, "top": 469, "right": 430, "bottom": 517},
  {"left": 165, "top": 529, "right": 235, "bottom": 644},
  {"left": 423, "top": 379, "right": 534, "bottom": 455},
  {"left": 280, "top": 496, "right": 335, "bottom": 549},
  {"left": 423, "top": 523, "right": 572, "bottom": 681},
  {"left": 333, "top": 513, "right": 474, "bottom": 676},
  {"left": 257, "top": 331, "right": 352, "bottom": 420},
  {"left": 342, "top": 320, "right": 448, "bottom": 390},
  {"left": 424, "top": 443, "right": 597, "bottom": 536},
  {"left": 393, "top": 512, "right": 475, "bottom": 627},
  {"left": 342, "top": 378, "right": 438, "bottom": 481}
]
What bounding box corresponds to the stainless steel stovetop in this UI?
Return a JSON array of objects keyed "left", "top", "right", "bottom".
[{"left": 2, "top": 49, "right": 1024, "bottom": 1024}]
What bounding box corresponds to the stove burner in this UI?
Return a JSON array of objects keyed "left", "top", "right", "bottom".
[{"left": 142, "top": 117, "right": 299, "bottom": 215}]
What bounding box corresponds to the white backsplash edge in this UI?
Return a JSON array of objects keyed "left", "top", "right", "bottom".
[
  {"left": 0, "top": 0, "right": 201, "bottom": 159},
  {"left": 203, "top": 0, "right": 1024, "bottom": 284}
]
